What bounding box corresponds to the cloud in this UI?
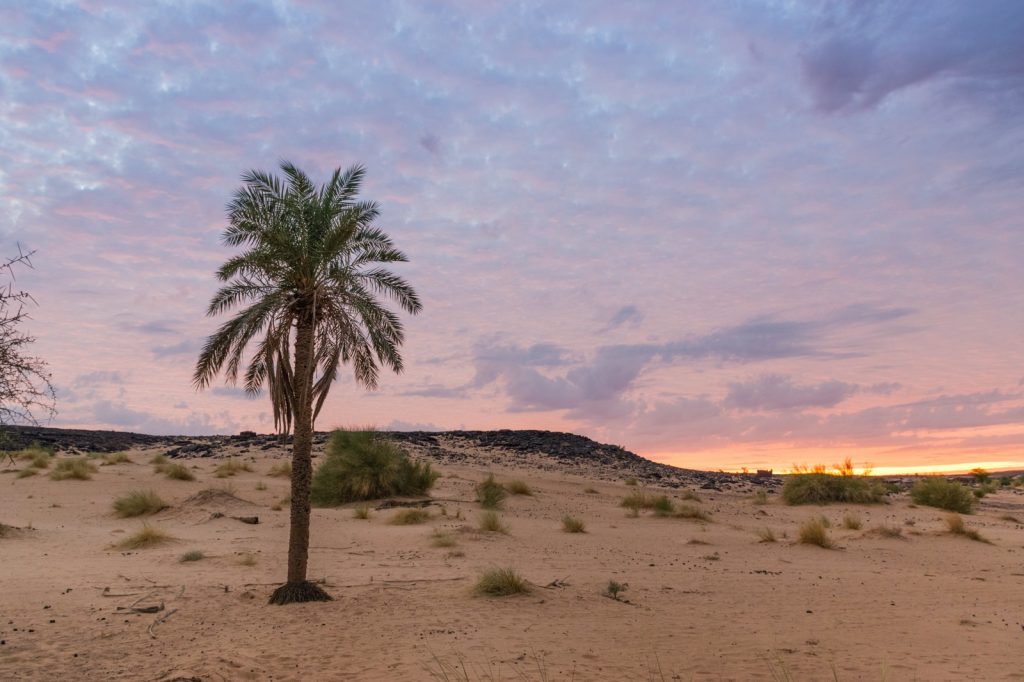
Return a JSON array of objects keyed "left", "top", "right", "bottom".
[
  {"left": 92, "top": 399, "right": 239, "bottom": 435},
  {"left": 602, "top": 305, "right": 643, "bottom": 331},
  {"left": 73, "top": 370, "right": 126, "bottom": 387},
  {"left": 724, "top": 374, "right": 859, "bottom": 411},
  {"left": 152, "top": 338, "right": 201, "bottom": 358},
  {"left": 801, "top": 2, "right": 1024, "bottom": 112},
  {"left": 210, "top": 386, "right": 255, "bottom": 399}
]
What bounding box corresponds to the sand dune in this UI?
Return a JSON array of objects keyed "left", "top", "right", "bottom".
[{"left": 2, "top": 440, "right": 1023, "bottom": 680}]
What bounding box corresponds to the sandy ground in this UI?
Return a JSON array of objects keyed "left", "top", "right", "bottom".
[{"left": 2, "top": 446, "right": 1024, "bottom": 681}]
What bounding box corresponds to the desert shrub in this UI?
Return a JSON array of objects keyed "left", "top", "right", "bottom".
[
  {"left": 757, "top": 527, "right": 777, "bottom": 543},
  {"left": 945, "top": 513, "right": 991, "bottom": 543},
  {"left": 506, "top": 479, "right": 533, "bottom": 496},
  {"left": 752, "top": 489, "right": 769, "bottom": 505},
  {"left": 475, "top": 568, "right": 529, "bottom": 596},
  {"left": 783, "top": 474, "right": 884, "bottom": 505},
  {"left": 842, "top": 513, "right": 862, "bottom": 530},
  {"left": 970, "top": 468, "right": 990, "bottom": 484},
  {"left": 562, "top": 515, "right": 586, "bottom": 533},
  {"left": 651, "top": 495, "right": 674, "bottom": 517},
  {"left": 353, "top": 505, "right": 370, "bottom": 520},
  {"left": 911, "top": 478, "right": 976, "bottom": 514},
  {"left": 268, "top": 461, "right": 292, "bottom": 478},
  {"left": 604, "top": 580, "right": 628, "bottom": 600},
  {"left": 674, "top": 504, "right": 711, "bottom": 521},
  {"left": 116, "top": 524, "right": 173, "bottom": 549},
  {"left": 388, "top": 508, "right": 431, "bottom": 525},
  {"left": 49, "top": 458, "right": 97, "bottom": 481},
  {"left": 798, "top": 518, "right": 833, "bottom": 548},
  {"left": 162, "top": 463, "right": 195, "bottom": 481},
  {"left": 429, "top": 530, "right": 457, "bottom": 547},
  {"left": 310, "top": 429, "right": 439, "bottom": 506},
  {"left": 113, "top": 490, "right": 168, "bottom": 517},
  {"left": 479, "top": 510, "right": 508, "bottom": 533},
  {"left": 214, "top": 459, "right": 253, "bottom": 478},
  {"left": 16, "top": 468, "right": 37, "bottom": 478},
  {"left": 102, "top": 452, "right": 131, "bottom": 466},
  {"left": 973, "top": 482, "right": 997, "bottom": 499},
  {"left": 179, "top": 550, "right": 205, "bottom": 562},
  {"left": 476, "top": 474, "right": 507, "bottom": 510},
  {"left": 151, "top": 453, "right": 168, "bottom": 468},
  {"left": 620, "top": 490, "right": 651, "bottom": 516}
]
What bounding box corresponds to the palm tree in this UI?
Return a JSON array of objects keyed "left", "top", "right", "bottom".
[{"left": 194, "top": 161, "right": 421, "bottom": 604}]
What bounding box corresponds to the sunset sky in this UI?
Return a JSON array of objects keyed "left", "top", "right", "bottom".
[{"left": 2, "top": 1, "right": 1022, "bottom": 473}]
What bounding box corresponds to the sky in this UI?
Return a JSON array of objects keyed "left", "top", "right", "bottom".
[{"left": 1, "top": 1, "right": 1022, "bottom": 473}]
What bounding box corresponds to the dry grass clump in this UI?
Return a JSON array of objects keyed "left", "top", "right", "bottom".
[
  {"left": 102, "top": 452, "right": 132, "bottom": 465},
  {"left": 782, "top": 473, "right": 885, "bottom": 505},
  {"left": 16, "top": 468, "right": 38, "bottom": 479},
  {"left": 679, "top": 489, "right": 701, "bottom": 501},
  {"left": 674, "top": 504, "right": 711, "bottom": 521},
  {"left": 506, "top": 479, "right": 533, "bottom": 496},
  {"left": 757, "top": 527, "right": 777, "bottom": 543},
  {"left": 179, "top": 550, "right": 205, "bottom": 562},
  {"left": 151, "top": 453, "right": 168, "bottom": 468},
  {"left": 752, "top": 489, "right": 769, "bottom": 505},
  {"left": 214, "top": 459, "right": 253, "bottom": 478},
  {"left": 562, "top": 515, "right": 586, "bottom": 533},
  {"left": 476, "top": 474, "right": 507, "bottom": 510},
  {"left": 911, "top": 478, "right": 976, "bottom": 514},
  {"left": 479, "top": 511, "right": 509, "bottom": 534},
  {"left": 49, "top": 457, "right": 98, "bottom": 481},
  {"left": 651, "top": 495, "right": 675, "bottom": 517},
  {"left": 945, "top": 513, "right": 991, "bottom": 543},
  {"left": 842, "top": 513, "right": 863, "bottom": 530},
  {"left": 116, "top": 524, "right": 174, "bottom": 550},
  {"left": 583, "top": 486, "right": 598, "bottom": 494},
  {"left": 474, "top": 567, "right": 530, "bottom": 596},
  {"left": 429, "top": 530, "right": 457, "bottom": 547},
  {"left": 311, "top": 429, "right": 439, "bottom": 506},
  {"left": 113, "top": 490, "right": 168, "bottom": 517},
  {"left": 621, "top": 490, "right": 652, "bottom": 516},
  {"left": 162, "top": 463, "right": 196, "bottom": 481},
  {"left": 353, "top": 505, "right": 370, "bottom": 520},
  {"left": 798, "top": 517, "right": 833, "bottom": 548},
  {"left": 267, "top": 461, "right": 292, "bottom": 478},
  {"left": 237, "top": 552, "right": 258, "bottom": 566},
  {"left": 388, "top": 508, "right": 431, "bottom": 525},
  {"left": 26, "top": 450, "right": 52, "bottom": 469}
]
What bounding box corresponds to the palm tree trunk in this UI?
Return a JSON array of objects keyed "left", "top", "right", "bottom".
[{"left": 269, "top": 311, "right": 332, "bottom": 605}]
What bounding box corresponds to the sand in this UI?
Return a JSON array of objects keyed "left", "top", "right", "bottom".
[{"left": 2, "top": 445, "right": 1023, "bottom": 681}]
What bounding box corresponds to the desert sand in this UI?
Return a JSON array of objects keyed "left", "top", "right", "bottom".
[{"left": 2, "top": 437, "right": 1024, "bottom": 681}]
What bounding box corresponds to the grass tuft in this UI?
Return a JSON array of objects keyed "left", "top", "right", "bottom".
[
  {"left": 214, "top": 459, "right": 253, "bottom": 478},
  {"left": 479, "top": 510, "right": 509, "bottom": 534},
  {"left": 674, "top": 504, "right": 711, "bottom": 521},
  {"left": 179, "top": 550, "right": 205, "bottom": 562},
  {"left": 871, "top": 525, "right": 904, "bottom": 539},
  {"left": 116, "top": 524, "right": 174, "bottom": 550},
  {"left": 151, "top": 453, "right": 168, "bottom": 468},
  {"left": 561, "top": 515, "right": 586, "bottom": 533},
  {"left": 752, "top": 489, "right": 769, "bottom": 505},
  {"left": 267, "top": 461, "right": 292, "bottom": 478},
  {"left": 429, "top": 530, "right": 457, "bottom": 547},
  {"left": 476, "top": 474, "right": 507, "bottom": 510},
  {"left": 782, "top": 473, "right": 884, "bottom": 505},
  {"left": 604, "top": 580, "right": 628, "bottom": 600},
  {"left": 506, "top": 479, "right": 533, "bottom": 496},
  {"left": 945, "top": 513, "right": 991, "bottom": 543},
  {"left": 911, "top": 478, "right": 976, "bottom": 514},
  {"left": 842, "top": 513, "right": 862, "bottom": 530},
  {"left": 474, "top": 567, "right": 530, "bottom": 596},
  {"left": 757, "top": 527, "right": 777, "bottom": 543},
  {"left": 679, "top": 489, "right": 701, "bottom": 502},
  {"left": 388, "top": 508, "right": 431, "bottom": 525},
  {"left": 353, "top": 505, "right": 370, "bottom": 520},
  {"left": 798, "top": 517, "right": 833, "bottom": 548},
  {"left": 162, "top": 462, "right": 195, "bottom": 481},
  {"left": 113, "top": 490, "right": 168, "bottom": 517},
  {"left": 311, "top": 429, "right": 439, "bottom": 506},
  {"left": 624, "top": 477, "right": 638, "bottom": 486},
  {"left": 651, "top": 495, "right": 675, "bottom": 517},
  {"left": 102, "top": 452, "right": 132, "bottom": 466},
  {"left": 237, "top": 552, "right": 258, "bottom": 566},
  {"left": 49, "top": 458, "right": 98, "bottom": 481},
  {"left": 16, "top": 468, "right": 38, "bottom": 479}
]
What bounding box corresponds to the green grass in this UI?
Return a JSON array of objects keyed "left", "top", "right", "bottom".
[
  {"left": 474, "top": 568, "right": 530, "bottom": 596},
  {"left": 782, "top": 474, "right": 885, "bottom": 505},
  {"left": 162, "top": 462, "right": 195, "bottom": 481},
  {"left": 476, "top": 474, "right": 507, "bottom": 510},
  {"left": 562, "top": 515, "right": 586, "bottom": 533},
  {"left": 506, "top": 479, "right": 533, "bottom": 496},
  {"left": 945, "top": 513, "right": 991, "bottom": 543},
  {"left": 388, "top": 508, "right": 431, "bottom": 525},
  {"left": 49, "top": 458, "right": 98, "bottom": 481},
  {"left": 651, "top": 495, "right": 675, "bottom": 517},
  {"left": 310, "top": 429, "right": 439, "bottom": 506},
  {"left": 429, "top": 530, "right": 458, "bottom": 547},
  {"left": 911, "top": 478, "right": 976, "bottom": 514},
  {"left": 267, "top": 461, "right": 292, "bottom": 478},
  {"left": 214, "top": 459, "right": 253, "bottom": 478},
  {"left": 179, "top": 550, "right": 205, "bottom": 562},
  {"left": 116, "top": 524, "right": 174, "bottom": 549},
  {"left": 842, "top": 513, "right": 863, "bottom": 530},
  {"left": 798, "top": 518, "right": 833, "bottom": 548},
  {"left": 113, "top": 490, "right": 168, "bottom": 517},
  {"left": 479, "top": 511, "right": 508, "bottom": 534}
]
